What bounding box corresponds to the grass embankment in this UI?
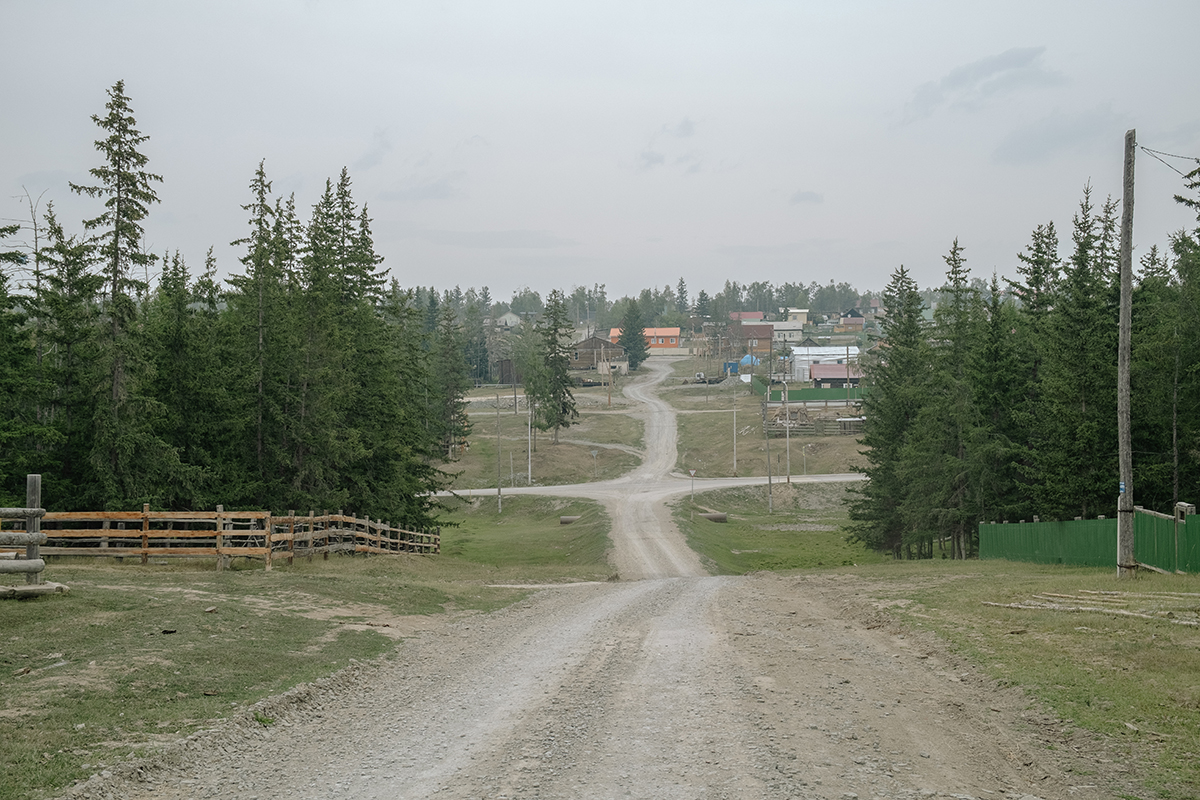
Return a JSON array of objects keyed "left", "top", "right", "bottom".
[
  {"left": 0, "top": 495, "right": 611, "bottom": 800},
  {"left": 843, "top": 561, "right": 1200, "bottom": 799},
  {"left": 451, "top": 394, "right": 642, "bottom": 490},
  {"left": 674, "top": 481, "right": 887, "bottom": 573}
]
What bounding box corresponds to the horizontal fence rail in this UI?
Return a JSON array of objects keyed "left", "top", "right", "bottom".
[
  {"left": 1, "top": 505, "right": 440, "bottom": 571},
  {"left": 980, "top": 506, "right": 1197, "bottom": 573}
]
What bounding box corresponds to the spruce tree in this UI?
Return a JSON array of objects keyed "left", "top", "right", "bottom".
[
  {"left": 35, "top": 206, "right": 104, "bottom": 506},
  {"left": 618, "top": 299, "right": 649, "bottom": 370},
  {"left": 428, "top": 305, "right": 473, "bottom": 456},
  {"left": 532, "top": 289, "right": 579, "bottom": 443},
  {"left": 70, "top": 80, "right": 184, "bottom": 508},
  {"left": 894, "top": 241, "right": 984, "bottom": 558},
  {"left": 848, "top": 266, "right": 929, "bottom": 557},
  {"left": 1023, "top": 186, "right": 1118, "bottom": 520},
  {"left": 0, "top": 224, "right": 48, "bottom": 503}
]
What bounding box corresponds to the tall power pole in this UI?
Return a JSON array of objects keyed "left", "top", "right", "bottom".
[{"left": 1117, "top": 129, "right": 1136, "bottom": 578}]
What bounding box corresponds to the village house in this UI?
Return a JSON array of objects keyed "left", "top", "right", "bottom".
[
  {"left": 608, "top": 327, "right": 683, "bottom": 351},
  {"left": 570, "top": 336, "right": 626, "bottom": 370},
  {"left": 771, "top": 320, "right": 807, "bottom": 345},
  {"left": 810, "top": 362, "right": 863, "bottom": 389},
  {"left": 789, "top": 344, "right": 860, "bottom": 382},
  {"left": 835, "top": 308, "right": 865, "bottom": 333},
  {"left": 494, "top": 311, "right": 522, "bottom": 329},
  {"left": 738, "top": 322, "right": 774, "bottom": 361}
]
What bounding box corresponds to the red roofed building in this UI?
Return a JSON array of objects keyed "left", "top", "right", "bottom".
[
  {"left": 729, "top": 311, "right": 765, "bottom": 321},
  {"left": 810, "top": 363, "right": 863, "bottom": 389}
]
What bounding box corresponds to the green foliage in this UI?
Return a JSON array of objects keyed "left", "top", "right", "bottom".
[
  {"left": 1022, "top": 187, "right": 1119, "bottom": 520},
  {"left": 530, "top": 288, "right": 578, "bottom": 443},
  {"left": 69, "top": 81, "right": 191, "bottom": 509},
  {"left": 617, "top": 298, "right": 649, "bottom": 370}
]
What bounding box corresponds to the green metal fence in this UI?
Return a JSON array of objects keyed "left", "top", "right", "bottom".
[
  {"left": 979, "top": 518, "right": 1115, "bottom": 567},
  {"left": 980, "top": 510, "right": 1198, "bottom": 572},
  {"left": 749, "top": 376, "right": 864, "bottom": 403}
]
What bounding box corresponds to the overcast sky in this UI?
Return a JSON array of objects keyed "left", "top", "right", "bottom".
[{"left": 3, "top": 1, "right": 1198, "bottom": 302}]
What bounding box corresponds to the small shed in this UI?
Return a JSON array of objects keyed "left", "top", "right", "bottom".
[
  {"left": 811, "top": 363, "right": 863, "bottom": 389},
  {"left": 571, "top": 336, "right": 626, "bottom": 370}
]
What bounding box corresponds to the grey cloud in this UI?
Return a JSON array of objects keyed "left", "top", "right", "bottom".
[
  {"left": 380, "top": 172, "right": 465, "bottom": 203},
  {"left": 667, "top": 117, "right": 695, "bottom": 138},
  {"left": 904, "top": 46, "right": 1059, "bottom": 122},
  {"left": 638, "top": 150, "right": 666, "bottom": 170},
  {"left": 790, "top": 190, "right": 823, "bottom": 205},
  {"left": 414, "top": 228, "right": 579, "bottom": 249},
  {"left": 992, "top": 106, "right": 1125, "bottom": 165},
  {"left": 353, "top": 129, "right": 392, "bottom": 171}
]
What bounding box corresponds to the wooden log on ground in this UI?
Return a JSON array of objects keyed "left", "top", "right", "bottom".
[
  {"left": 560, "top": 516, "right": 582, "bottom": 525},
  {"left": 0, "top": 582, "right": 68, "bottom": 599},
  {"left": 698, "top": 512, "right": 728, "bottom": 523}
]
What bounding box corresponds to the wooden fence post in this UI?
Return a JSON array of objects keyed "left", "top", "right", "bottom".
[
  {"left": 25, "top": 475, "right": 42, "bottom": 585},
  {"left": 264, "top": 513, "right": 273, "bottom": 573},
  {"left": 141, "top": 503, "right": 150, "bottom": 565},
  {"left": 288, "top": 510, "right": 295, "bottom": 566},
  {"left": 215, "top": 505, "right": 225, "bottom": 571},
  {"left": 307, "top": 510, "right": 314, "bottom": 563},
  {"left": 323, "top": 510, "right": 330, "bottom": 560}
]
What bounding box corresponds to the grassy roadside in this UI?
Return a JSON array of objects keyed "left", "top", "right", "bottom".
[
  {"left": 0, "top": 496, "right": 611, "bottom": 800},
  {"left": 840, "top": 561, "right": 1200, "bottom": 799},
  {"left": 673, "top": 482, "right": 888, "bottom": 573}
]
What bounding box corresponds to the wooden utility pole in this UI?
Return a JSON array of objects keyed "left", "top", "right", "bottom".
[
  {"left": 1117, "top": 128, "right": 1136, "bottom": 578},
  {"left": 765, "top": 405, "right": 773, "bottom": 514},
  {"left": 496, "top": 391, "right": 502, "bottom": 513}
]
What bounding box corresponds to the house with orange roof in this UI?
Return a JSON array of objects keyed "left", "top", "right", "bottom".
[{"left": 608, "top": 327, "right": 682, "bottom": 351}]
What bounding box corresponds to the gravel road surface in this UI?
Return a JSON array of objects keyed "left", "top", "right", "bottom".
[{"left": 64, "top": 360, "right": 1133, "bottom": 800}]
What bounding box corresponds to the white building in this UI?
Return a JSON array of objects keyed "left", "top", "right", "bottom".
[{"left": 789, "top": 344, "right": 859, "bottom": 382}]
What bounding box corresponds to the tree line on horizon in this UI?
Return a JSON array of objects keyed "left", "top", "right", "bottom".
[{"left": 851, "top": 174, "right": 1200, "bottom": 559}]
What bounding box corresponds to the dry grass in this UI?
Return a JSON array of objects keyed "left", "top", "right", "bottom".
[
  {"left": 448, "top": 404, "right": 643, "bottom": 490},
  {"left": 675, "top": 397, "right": 867, "bottom": 478}
]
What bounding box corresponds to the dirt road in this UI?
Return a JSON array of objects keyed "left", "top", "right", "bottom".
[{"left": 71, "top": 361, "right": 1131, "bottom": 800}]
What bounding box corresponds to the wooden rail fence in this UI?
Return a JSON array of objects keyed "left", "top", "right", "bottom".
[
  {"left": 0, "top": 475, "right": 69, "bottom": 598},
  {"left": 4, "top": 505, "right": 439, "bottom": 571}
]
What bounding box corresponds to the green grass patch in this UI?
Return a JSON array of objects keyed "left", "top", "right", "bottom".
[
  {"left": 839, "top": 560, "right": 1200, "bottom": 799},
  {"left": 674, "top": 482, "right": 888, "bottom": 573},
  {"left": 0, "top": 495, "right": 613, "bottom": 800},
  {"left": 438, "top": 495, "right": 615, "bottom": 583}
]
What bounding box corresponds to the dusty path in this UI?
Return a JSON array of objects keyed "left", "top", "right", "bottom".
[{"left": 71, "top": 361, "right": 1132, "bottom": 800}]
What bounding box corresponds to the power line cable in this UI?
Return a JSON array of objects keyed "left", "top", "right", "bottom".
[
  {"left": 1141, "top": 146, "right": 1199, "bottom": 161},
  {"left": 1140, "top": 147, "right": 1189, "bottom": 177}
]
